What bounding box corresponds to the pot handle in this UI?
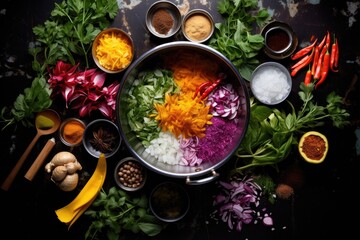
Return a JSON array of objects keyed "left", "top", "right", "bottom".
[{"left": 185, "top": 169, "right": 219, "bottom": 185}]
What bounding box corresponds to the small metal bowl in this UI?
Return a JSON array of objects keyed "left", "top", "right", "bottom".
[
  {"left": 149, "top": 182, "right": 190, "bottom": 222},
  {"left": 145, "top": 1, "right": 182, "bottom": 38},
  {"left": 92, "top": 28, "right": 134, "bottom": 73},
  {"left": 250, "top": 62, "right": 292, "bottom": 105},
  {"left": 261, "top": 21, "right": 298, "bottom": 60},
  {"left": 182, "top": 9, "right": 214, "bottom": 43},
  {"left": 82, "top": 119, "right": 121, "bottom": 158},
  {"left": 114, "top": 157, "right": 147, "bottom": 191},
  {"left": 59, "top": 118, "right": 86, "bottom": 147}
]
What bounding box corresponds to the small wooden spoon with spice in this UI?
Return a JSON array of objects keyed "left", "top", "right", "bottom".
[{"left": 1, "top": 109, "right": 61, "bottom": 191}]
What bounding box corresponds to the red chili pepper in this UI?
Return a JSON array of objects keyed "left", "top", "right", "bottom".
[
  {"left": 314, "top": 44, "right": 328, "bottom": 80},
  {"left": 200, "top": 78, "right": 221, "bottom": 100},
  {"left": 330, "top": 34, "right": 339, "bottom": 72},
  {"left": 193, "top": 82, "right": 212, "bottom": 99},
  {"left": 318, "top": 33, "right": 327, "bottom": 50},
  {"left": 315, "top": 49, "right": 330, "bottom": 89},
  {"left": 290, "top": 49, "right": 314, "bottom": 77},
  {"left": 291, "top": 38, "right": 317, "bottom": 60},
  {"left": 304, "top": 65, "right": 312, "bottom": 86},
  {"left": 326, "top": 31, "right": 331, "bottom": 48},
  {"left": 311, "top": 45, "right": 320, "bottom": 75},
  {"left": 291, "top": 49, "right": 314, "bottom": 69},
  {"left": 334, "top": 37, "right": 339, "bottom": 68}
]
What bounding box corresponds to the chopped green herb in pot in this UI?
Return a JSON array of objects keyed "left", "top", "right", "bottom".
[{"left": 124, "top": 69, "right": 179, "bottom": 146}]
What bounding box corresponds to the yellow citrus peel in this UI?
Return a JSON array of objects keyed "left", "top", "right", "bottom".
[{"left": 55, "top": 153, "right": 107, "bottom": 228}]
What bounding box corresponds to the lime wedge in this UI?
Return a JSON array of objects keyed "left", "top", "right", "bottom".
[{"left": 36, "top": 115, "right": 55, "bottom": 129}]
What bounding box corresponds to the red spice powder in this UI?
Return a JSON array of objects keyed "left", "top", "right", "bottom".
[{"left": 301, "top": 135, "right": 326, "bottom": 160}]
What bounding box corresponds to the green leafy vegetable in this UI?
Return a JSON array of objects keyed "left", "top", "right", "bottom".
[
  {"left": 124, "top": 69, "right": 179, "bottom": 146},
  {"left": 0, "top": 77, "right": 52, "bottom": 130},
  {"left": 29, "top": 0, "right": 118, "bottom": 75},
  {"left": 232, "top": 83, "right": 350, "bottom": 174},
  {"left": 84, "top": 187, "right": 163, "bottom": 240},
  {"left": 208, "top": 0, "right": 271, "bottom": 81}
]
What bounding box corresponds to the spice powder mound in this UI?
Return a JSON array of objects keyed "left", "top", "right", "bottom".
[
  {"left": 301, "top": 135, "right": 326, "bottom": 160},
  {"left": 184, "top": 14, "right": 212, "bottom": 41},
  {"left": 152, "top": 9, "right": 174, "bottom": 35}
]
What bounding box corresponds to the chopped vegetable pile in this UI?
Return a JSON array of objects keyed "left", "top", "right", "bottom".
[{"left": 124, "top": 51, "right": 247, "bottom": 166}]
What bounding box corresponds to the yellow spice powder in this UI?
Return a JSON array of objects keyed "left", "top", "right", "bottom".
[{"left": 184, "top": 14, "right": 212, "bottom": 41}]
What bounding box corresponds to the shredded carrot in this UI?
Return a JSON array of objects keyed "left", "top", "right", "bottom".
[
  {"left": 95, "top": 31, "right": 133, "bottom": 71},
  {"left": 154, "top": 52, "right": 219, "bottom": 138},
  {"left": 154, "top": 92, "right": 212, "bottom": 139},
  {"left": 165, "top": 51, "right": 219, "bottom": 93}
]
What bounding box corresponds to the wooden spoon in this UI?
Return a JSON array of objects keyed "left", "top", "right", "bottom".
[{"left": 1, "top": 109, "right": 61, "bottom": 191}]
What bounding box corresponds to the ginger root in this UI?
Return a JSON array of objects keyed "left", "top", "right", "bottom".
[{"left": 45, "top": 151, "right": 82, "bottom": 192}]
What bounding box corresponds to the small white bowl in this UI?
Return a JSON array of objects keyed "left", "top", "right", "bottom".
[{"left": 250, "top": 62, "right": 292, "bottom": 105}]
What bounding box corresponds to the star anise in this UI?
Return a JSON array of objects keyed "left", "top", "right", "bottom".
[{"left": 89, "top": 126, "right": 117, "bottom": 153}]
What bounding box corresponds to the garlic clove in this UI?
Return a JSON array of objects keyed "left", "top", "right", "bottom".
[
  {"left": 58, "top": 173, "right": 79, "bottom": 192},
  {"left": 51, "top": 165, "right": 68, "bottom": 182}
]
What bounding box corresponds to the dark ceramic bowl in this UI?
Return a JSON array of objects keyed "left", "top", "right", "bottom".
[
  {"left": 149, "top": 182, "right": 190, "bottom": 222},
  {"left": 82, "top": 119, "right": 121, "bottom": 158},
  {"left": 261, "top": 21, "right": 298, "bottom": 60},
  {"left": 114, "top": 157, "right": 147, "bottom": 191}
]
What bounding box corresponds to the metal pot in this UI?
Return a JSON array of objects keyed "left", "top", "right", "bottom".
[{"left": 116, "top": 41, "right": 250, "bottom": 184}]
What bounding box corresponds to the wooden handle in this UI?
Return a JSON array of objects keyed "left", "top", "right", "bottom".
[
  {"left": 1, "top": 133, "right": 41, "bottom": 191},
  {"left": 24, "top": 138, "right": 56, "bottom": 181}
]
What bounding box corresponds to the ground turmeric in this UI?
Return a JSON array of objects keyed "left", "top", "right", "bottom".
[{"left": 62, "top": 119, "right": 85, "bottom": 145}]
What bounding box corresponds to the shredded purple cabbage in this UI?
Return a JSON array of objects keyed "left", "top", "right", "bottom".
[{"left": 197, "top": 117, "right": 242, "bottom": 162}]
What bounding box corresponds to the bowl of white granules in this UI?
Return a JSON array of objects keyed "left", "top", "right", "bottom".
[{"left": 250, "top": 62, "right": 292, "bottom": 105}]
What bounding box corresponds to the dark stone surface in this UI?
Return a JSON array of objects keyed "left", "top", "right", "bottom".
[{"left": 0, "top": 0, "right": 359, "bottom": 239}]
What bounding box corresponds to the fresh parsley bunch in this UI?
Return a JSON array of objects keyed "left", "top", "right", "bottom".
[{"left": 30, "top": 0, "right": 119, "bottom": 75}]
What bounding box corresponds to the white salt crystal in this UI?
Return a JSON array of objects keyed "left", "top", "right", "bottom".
[{"left": 251, "top": 65, "right": 291, "bottom": 104}]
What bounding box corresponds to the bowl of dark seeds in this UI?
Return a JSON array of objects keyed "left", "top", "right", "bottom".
[{"left": 114, "top": 157, "right": 147, "bottom": 191}]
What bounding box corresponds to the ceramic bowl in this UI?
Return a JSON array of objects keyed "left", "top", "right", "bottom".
[
  {"left": 149, "top": 182, "right": 190, "bottom": 222},
  {"left": 145, "top": 1, "right": 182, "bottom": 38},
  {"left": 261, "top": 21, "right": 298, "bottom": 60},
  {"left": 181, "top": 9, "right": 215, "bottom": 43},
  {"left": 82, "top": 119, "right": 121, "bottom": 158},
  {"left": 59, "top": 118, "right": 86, "bottom": 147},
  {"left": 114, "top": 157, "right": 147, "bottom": 191},
  {"left": 92, "top": 28, "right": 134, "bottom": 73},
  {"left": 250, "top": 62, "right": 292, "bottom": 105}
]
